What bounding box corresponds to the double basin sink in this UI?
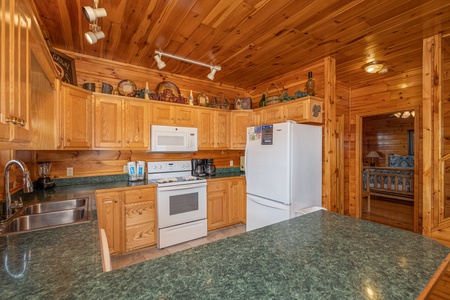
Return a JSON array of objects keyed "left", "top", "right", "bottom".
[{"left": 0, "top": 198, "right": 90, "bottom": 235}]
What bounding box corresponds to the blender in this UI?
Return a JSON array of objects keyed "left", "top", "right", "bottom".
[{"left": 37, "top": 162, "right": 55, "bottom": 189}]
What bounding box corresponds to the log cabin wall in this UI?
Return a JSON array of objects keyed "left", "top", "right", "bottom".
[
  {"left": 362, "top": 115, "right": 414, "bottom": 167},
  {"left": 15, "top": 150, "right": 244, "bottom": 179},
  {"left": 62, "top": 50, "right": 248, "bottom": 106},
  {"left": 348, "top": 67, "right": 423, "bottom": 228}
]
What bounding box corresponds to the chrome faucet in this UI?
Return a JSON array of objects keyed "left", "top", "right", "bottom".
[{"left": 2, "top": 160, "right": 34, "bottom": 221}]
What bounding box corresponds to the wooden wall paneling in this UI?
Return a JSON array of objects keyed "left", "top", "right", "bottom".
[
  {"left": 336, "top": 83, "right": 350, "bottom": 215},
  {"left": 323, "top": 57, "right": 336, "bottom": 212},
  {"left": 15, "top": 149, "right": 245, "bottom": 179},
  {"left": 60, "top": 51, "right": 248, "bottom": 103},
  {"left": 422, "top": 35, "right": 436, "bottom": 237}
]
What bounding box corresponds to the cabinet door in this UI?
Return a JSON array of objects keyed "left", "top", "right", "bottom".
[
  {"left": 230, "top": 111, "right": 252, "bottom": 149},
  {"left": 214, "top": 111, "right": 230, "bottom": 148},
  {"left": 60, "top": 86, "right": 92, "bottom": 149},
  {"left": 152, "top": 103, "right": 174, "bottom": 125},
  {"left": 252, "top": 109, "right": 263, "bottom": 126},
  {"left": 94, "top": 97, "right": 122, "bottom": 148},
  {"left": 123, "top": 100, "right": 149, "bottom": 149},
  {"left": 207, "top": 180, "right": 228, "bottom": 230},
  {"left": 175, "top": 106, "right": 196, "bottom": 126},
  {"left": 197, "top": 108, "right": 215, "bottom": 149},
  {"left": 96, "top": 191, "right": 122, "bottom": 255},
  {"left": 262, "top": 106, "right": 283, "bottom": 124},
  {"left": 228, "top": 178, "right": 246, "bottom": 224}
]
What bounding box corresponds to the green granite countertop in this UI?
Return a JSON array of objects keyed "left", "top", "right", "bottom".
[{"left": 1, "top": 210, "right": 449, "bottom": 299}]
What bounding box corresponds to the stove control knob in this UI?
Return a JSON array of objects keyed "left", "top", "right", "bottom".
[
  {"left": 152, "top": 165, "right": 157, "bottom": 169},
  {"left": 158, "top": 165, "right": 162, "bottom": 169}
]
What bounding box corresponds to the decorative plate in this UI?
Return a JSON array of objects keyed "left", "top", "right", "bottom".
[
  {"left": 197, "top": 93, "right": 209, "bottom": 106},
  {"left": 157, "top": 81, "right": 180, "bottom": 98},
  {"left": 117, "top": 79, "right": 137, "bottom": 97}
]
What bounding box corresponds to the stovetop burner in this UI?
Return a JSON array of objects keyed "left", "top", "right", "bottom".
[{"left": 147, "top": 160, "right": 206, "bottom": 186}]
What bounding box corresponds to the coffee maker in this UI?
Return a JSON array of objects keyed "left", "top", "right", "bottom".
[
  {"left": 191, "top": 159, "right": 205, "bottom": 176},
  {"left": 37, "top": 162, "right": 55, "bottom": 189},
  {"left": 204, "top": 159, "right": 216, "bottom": 176}
]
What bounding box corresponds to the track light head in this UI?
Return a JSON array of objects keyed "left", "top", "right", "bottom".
[
  {"left": 82, "top": 6, "right": 107, "bottom": 22},
  {"left": 207, "top": 68, "right": 217, "bottom": 81},
  {"left": 85, "top": 29, "right": 105, "bottom": 44},
  {"left": 154, "top": 54, "right": 166, "bottom": 69}
]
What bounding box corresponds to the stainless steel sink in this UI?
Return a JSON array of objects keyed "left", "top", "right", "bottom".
[
  {"left": 21, "top": 198, "right": 87, "bottom": 215},
  {"left": 0, "top": 198, "right": 91, "bottom": 235}
]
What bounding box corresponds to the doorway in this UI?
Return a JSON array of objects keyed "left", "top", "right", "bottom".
[{"left": 358, "top": 110, "right": 419, "bottom": 232}]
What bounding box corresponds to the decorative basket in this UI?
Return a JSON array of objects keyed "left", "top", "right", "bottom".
[
  {"left": 213, "top": 92, "right": 230, "bottom": 110},
  {"left": 265, "top": 83, "right": 282, "bottom": 106}
]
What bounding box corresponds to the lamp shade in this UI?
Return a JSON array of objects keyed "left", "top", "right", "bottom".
[{"left": 366, "top": 151, "right": 380, "bottom": 158}]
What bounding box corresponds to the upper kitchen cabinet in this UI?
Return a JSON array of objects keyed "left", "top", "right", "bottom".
[
  {"left": 197, "top": 107, "right": 230, "bottom": 150},
  {"left": 151, "top": 102, "right": 195, "bottom": 127},
  {"left": 94, "top": 95, "right": 149, "bottom": 150},
  {"left": 0, "top": 0, "right": 31, "bottom": 144},
  {"left": 253, "top": 97, "right": 324, "bottom": 126},
  {"left": 230, "top": 111, "right": 252, "bottom": 150},
  {"left": 59, "top": 83, "right": 92, "bottom": 149}
]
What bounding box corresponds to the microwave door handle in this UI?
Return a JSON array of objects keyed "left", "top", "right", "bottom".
[{"left": 158, "top": 182, "right": 207, "bottom": 191}]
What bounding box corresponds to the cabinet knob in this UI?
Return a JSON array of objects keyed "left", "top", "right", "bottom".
[
  {"left": 139, "top": 211, "right": 142, "bottom": 215},
  {"left": 60, "top": 137, "right": 64, "bottom": 141},
  {"left": 17, "top": 119, "right": 25, "bottom": 126},
  {"left": 66, "top": 138, "right": 71, "bottom": 142},
  {"left": 118, "top": 140, "right": 121, "bottom": 143},
  {"left": 126, "top": 140, "right": 130, "bottom": 144}
]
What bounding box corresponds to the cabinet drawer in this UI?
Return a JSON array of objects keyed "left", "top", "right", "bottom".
[
  {"left": 124, "top": 188, "right": 155, "bottom": 203},
  {"left": 125, "top": 201, "right": 155, "bottom": 226},
  {"left": 207, "top": 181, "right": 227, "bottom": 192},
  {"left": 125, "top": 222, "right": 156, "bottom": 251}
]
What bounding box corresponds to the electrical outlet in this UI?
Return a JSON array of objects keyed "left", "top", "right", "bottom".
[
  {"left": 230, "top": 160, "right": 233, "bottom": 166},
  {"left": 67, "top": 167, "right": 73, "bottom": 177},
  {"left": 123, "top": 165, "right": 128, "bottom": 173}
]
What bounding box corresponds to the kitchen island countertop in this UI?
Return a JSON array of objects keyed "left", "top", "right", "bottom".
[{"left": 1, "top": 209, "right": 449, "bottom": 299}]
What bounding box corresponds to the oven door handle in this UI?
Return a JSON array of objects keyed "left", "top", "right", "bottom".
[{"left": 157, "top": 182, "right": 207, "bottom": 191}]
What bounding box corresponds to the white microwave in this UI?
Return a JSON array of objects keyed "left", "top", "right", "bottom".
[{"left": 149, "top": 125, "right": 198, "bottom": 153}]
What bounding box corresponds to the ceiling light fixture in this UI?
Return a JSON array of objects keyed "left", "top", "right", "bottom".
[
  {"left": 364, "top": 61, "right": 385, "bottom": 74},
  {"left": 393, "top": 111, "right": 415, "bottom": 118},
  {"left": 154, "top": 51, "right": 221, "bottom": 81},
  {"left": 83, "top": 0, "right": 107, "bottom": 44}
]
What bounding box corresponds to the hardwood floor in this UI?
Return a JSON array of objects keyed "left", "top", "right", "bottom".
[
  {"left": 361, "top": 195, "right": 414, "bottom": 232},
  {"left": 111, "top": 224, "right": 246, "bottom": 270}
]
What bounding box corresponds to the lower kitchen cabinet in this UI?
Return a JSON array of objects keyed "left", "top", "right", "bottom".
[
  {"left": 207, "top": 177, "right": 246, "bottom": 231},
  {"left": 96, "top": 186, "right": 156, "bottom": 254}
]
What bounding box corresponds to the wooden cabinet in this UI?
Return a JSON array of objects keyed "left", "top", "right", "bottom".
[
  {"left": 96, "top": 186, "right": 156, "bottom": 254},
  {"left": 207, "top": 180, "right": 228, "bottom": 230},
  {"left": 152, "top": 102, "right": 195, "bottom": 127},
  {"left": 253, "top": 97, "right": 323, "bottom": 125},
  {"left": 197, "top": 108, "right": 230, "bottom": 150},
  {"left": 230, "top": 111, "right": 252, "bottom": 149},
  {"left": 59, "top": 84, "right": 92, "bottom": 149},
  {"left": 94, "top": 95, "right": 149, "bottom": 149},
  {"left": 96, "top": 191, "right": 122, "bottom": 255},
  {"left": 122, "top": 187, "right": 156, "bottom": 252},
  {"left": 0, "top": 0, "right": 31, "bottom": 143},
  {"left": 228, "top": 177, "right": 246, "bottom": 224},
  {"left": 207, "top": 177, "right": 246, "bottom": 231}
]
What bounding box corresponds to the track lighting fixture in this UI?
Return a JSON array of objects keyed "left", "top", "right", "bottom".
[
  {"left": 83, "top": 0, "right": 107, "bottom": 44},
  {"left": 154, "top": 51, "right": 221, "bottom": 81},
  {"left": 154, "top": 53, "right": 166, "bottom": 69},
  {"left": 207, "top": 67, "right": 217, "bottom": 81}
]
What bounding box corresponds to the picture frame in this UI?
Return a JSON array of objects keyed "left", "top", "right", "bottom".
[
  {"left": 408, "top": 130, "right": 414, "bottom": 155},
  {"left": 234, "top": 97, "right": 252, "bottom": 110},
  {"left": 50, "top": 48, "right": 77, "bottom": 86}
]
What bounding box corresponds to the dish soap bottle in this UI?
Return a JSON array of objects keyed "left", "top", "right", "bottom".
[
  {"left": 259, "top": 93, "right": 266, "bottom": 107},
  {"left": 189, "top": 90, "right": 194, "bottom": 105},
  {"left": 305, "top": 71, "right": 315, "bottom": 96}
]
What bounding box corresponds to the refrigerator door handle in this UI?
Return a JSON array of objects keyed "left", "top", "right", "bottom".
[{"left": 249, "top": 195, "right": 288, "bottom": 209}]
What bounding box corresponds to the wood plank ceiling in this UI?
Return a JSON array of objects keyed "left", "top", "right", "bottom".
[{"left": 31, "top": 0, "right": 450, "bottom": 90}]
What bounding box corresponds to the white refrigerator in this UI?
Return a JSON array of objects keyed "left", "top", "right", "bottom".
[{"left": 245, "top": 121, "right": 322, "bottom": 231}]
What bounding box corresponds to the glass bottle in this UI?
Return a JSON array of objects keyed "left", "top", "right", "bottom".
[
  {"left": 305, "top": 71, "right": 315, "bottom": 96},
  {"left": 189, "top": 90, "right": 194, "bottom": 105},
  {"left": 259, "top": 93, "right": 266, "bottom": 107},
  {"left": 144, "top": 82, "right": 150, "bottom": 99}
]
